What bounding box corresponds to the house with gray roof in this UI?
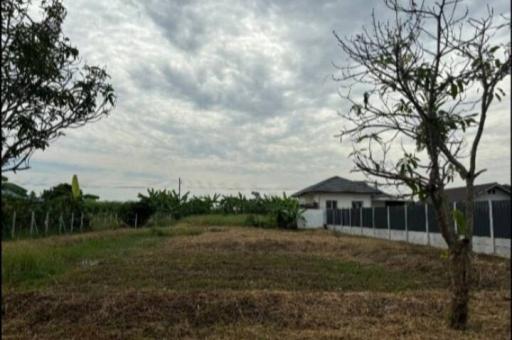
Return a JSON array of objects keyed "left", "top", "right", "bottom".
[
  {"left": 443, "top": 182, "right": 510, "bottom": 202},
  {"left": 292, "top": 176, "right": 408, "bottom": 209}
]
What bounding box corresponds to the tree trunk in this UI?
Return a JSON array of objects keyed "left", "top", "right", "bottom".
[
  {"left": 431, "top": 189, "right": 471, "bottom": 330},
  {"left": 449, "top": 238, "right": 471, "bottom": 329}
]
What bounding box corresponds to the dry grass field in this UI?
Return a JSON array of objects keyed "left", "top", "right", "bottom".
[{"left": 2, "top": 225, "right": 510, "bottom": 339}]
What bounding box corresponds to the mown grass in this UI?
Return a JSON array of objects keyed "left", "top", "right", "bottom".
[
  {"left": 2, "top": 226, "right": 510, "bottom": 339},
  {"left": 177, "top": 213, "right": 276, "bottom": 227},
  {"left": 1, "top": 226, "right": 204, "bottom": 290}
]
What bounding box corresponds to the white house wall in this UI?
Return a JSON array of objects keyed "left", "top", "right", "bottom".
[
  {"left": 298, "top": 209, "right": 325, "bottom": 229},
  {"left": 316, "top": 193, "right": 373, "bottom": 209}
]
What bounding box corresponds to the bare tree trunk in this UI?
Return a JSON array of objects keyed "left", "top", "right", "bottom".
[
  {"left": 431, "top": 188, "right": 471, "bottom": 329},
  {"left": 446, "top": 178, "right": 475, "bottom": 329}
]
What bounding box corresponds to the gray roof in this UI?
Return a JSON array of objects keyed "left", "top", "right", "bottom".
[
  {"left": 444, "top": 182, "right": 510, "bottom": 202},
  {"left": 292, "top": 176, "right": 383, "bottom": 197}
]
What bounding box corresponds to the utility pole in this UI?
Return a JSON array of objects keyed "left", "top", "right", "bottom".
[{"left": 178, "top": 177, "right": 182, "bottom": 200}]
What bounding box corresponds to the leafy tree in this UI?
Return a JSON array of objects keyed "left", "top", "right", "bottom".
[
  {"left": 0, "top": 176, "right": 28, "bottom": 198},
  {"left": 83, "top": 194, "right": 100, "bottom": 201},
  {"left": 40, "top": 183, "right": 74, "bottom": 201},
  {"left": 333, "top": 0, "right": 510, "bottom": 329},
  {"left": 1, "top": 0, "right": 115, "bottom": 172}
]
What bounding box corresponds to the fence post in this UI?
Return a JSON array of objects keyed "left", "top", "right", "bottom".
[
  {"left": 45, "top": 211, "right": 50, "bottom": 235},
  {"left": 360, "top": 208, "right": 363, "bottom": 235},
  {"left": 425, "top": 204, "right": 430, "bottom": 246},
  {"left": 387, "top": 206, "right": 391, "bottom": 240},
  {"left": 11, "top": 210, "right": 16, "bottom": 239},
  {"left": 134, "top": 213, "right": 138, "bottom": 228},
  {"left": 80, "top": 212, "right": 84, "bottom": 232},
  {"left": 59, "top": 214, "right": 64, "bottom": 234},
  {"left": 70, "top": 212, "right": 74, "bottom": 233},
  {"left": 489, "top": 200, "right": 495, "bottom": 255},
  {"left": 348, "top": 208, "right": 352, "bottom": 233},
  {"left": 372, "top": 207, "right": 375, "bottom": 236},
  {"left": 404, "top": 204, "right": 408, "bottom": 243},
  {"left": 453, "top": 201, "right": 458, "bottom": 234},
  {"left": 30, "top": 211, "right": 36, "bottom": 235}
]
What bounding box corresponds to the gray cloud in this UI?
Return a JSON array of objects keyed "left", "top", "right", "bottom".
[{"left": 9, "top": 0, "right": 510, "bottom": 200}]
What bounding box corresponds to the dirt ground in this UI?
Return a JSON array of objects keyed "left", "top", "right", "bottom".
[{"left": 2, "top": 226, "right": 510, "bottom": 339}]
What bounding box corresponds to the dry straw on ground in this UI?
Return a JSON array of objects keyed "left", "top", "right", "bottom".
[{"left": 2, "top": 226, "right": 510, "bottom": 339}]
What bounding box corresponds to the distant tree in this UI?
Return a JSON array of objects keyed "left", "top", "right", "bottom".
[
  {"left": 83, "top": 194, "right": 100, "bottom": 201},
  {"left": 0, "top": 176, "right": 28, "bottom": 198},
  {"left": 40, "top": 183, "right": 74, "bottom": 201},
  {"left": 1, "top": 0, "right": 115, "bottom": 172},
  {"left": 333, "top": 0, "right": 510, "bottom": 329}
]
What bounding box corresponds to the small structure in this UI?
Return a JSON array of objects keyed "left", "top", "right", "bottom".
[
  {"left": 443, "top": 182, "right": 510, "bottom": 202},
  {"left": 292, "top": 176, "right": 407, "bottom": 209}
]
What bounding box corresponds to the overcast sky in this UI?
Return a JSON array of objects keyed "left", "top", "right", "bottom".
[{"left": 9, "top": 0, "right": 511, "bottom": 201}]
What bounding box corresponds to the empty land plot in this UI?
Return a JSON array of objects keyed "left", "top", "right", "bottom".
[{"left": 2, "top": 226, "right": 510, "bottom": 339}]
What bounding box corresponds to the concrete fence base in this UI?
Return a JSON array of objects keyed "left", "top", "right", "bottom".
[
  {"left": 301, "top": 206, "right": 510, "bottom": 258},
  {"left": 325, "top": 224, "right": 511, "bottom": 258}
]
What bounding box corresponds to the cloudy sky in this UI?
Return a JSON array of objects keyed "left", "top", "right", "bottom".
[{"left": 9, "top": 0, "right": 511, "bottom": 201}]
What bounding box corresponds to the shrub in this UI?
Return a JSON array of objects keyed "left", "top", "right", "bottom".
[
  {"left": 118, "top": 201, "right": 154, "bottom": 227},
  {"left": 244, "top": 214, "right": 276, "bottom": 228}
]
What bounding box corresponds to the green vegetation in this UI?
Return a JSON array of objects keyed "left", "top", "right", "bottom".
[
  {"left": 178, "top": 214, "right": 276, "bottom": 228},
  {"left": 2, "top": 227, "right": 204, "bottom": 290},
  {"left": 2, "top": 226, "right": 509, "bottom": 339},
  {"left": 2, "top": 181, "right": 304, "bottom": 240},
  {"left": 71, "top": 175, "right": 81, "bottom": 199}
]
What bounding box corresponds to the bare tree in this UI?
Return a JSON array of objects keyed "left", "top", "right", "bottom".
[{"left": 333, "top": 0, "right": 510, "bottom": 329}]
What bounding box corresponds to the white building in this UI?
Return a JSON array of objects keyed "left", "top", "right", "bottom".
[
  {"left": 291, "top": 176, "right": 407, "bottom": 209},
  {"left": 443, "top": 183, "right": 510, "bottom": 202}
]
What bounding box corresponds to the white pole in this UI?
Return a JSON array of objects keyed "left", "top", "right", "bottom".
[
  {"left": 372, "top": 207, "right": 376, "bottom": 236},
  {"left": 425, "top": 204, "right": 430, "bottom": 246},
  {"left": 11, "top": 211, "right": 16, "bottom": 239},
  {"left": 404, "top": 204, "right": 408, "bottom": 243},
  {"left": 489, "top": 200, "right": 495, "bottom": 255},
  {"left": 45, "top": 211, "right": 49, "bottom": 235},
  {"left": 30, "top": 211, "right": 35, "bottom": 235},
  {"left": 134, "top": 213, "right": 138, "bottom": 228},
  {"left": 387, "top": 206, "right": 391, "bottom": 240},
  {"left": 80, "top": 212, "right": 84, "bottom": 232}
]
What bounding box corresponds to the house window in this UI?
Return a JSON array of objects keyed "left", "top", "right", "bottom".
[
  {"left": 326, "top": 200, "right": 337, "bottom": 209},
  {"left": 352, "top": 201, "right": 363, "bottom": 208}
]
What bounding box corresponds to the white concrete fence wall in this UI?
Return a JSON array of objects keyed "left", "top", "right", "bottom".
[
  {"left": 298, "top": 209, "right": 325, "bottom": 229},
  {"left": 300, "top": 205, "right": 511, "bottom": 258}
]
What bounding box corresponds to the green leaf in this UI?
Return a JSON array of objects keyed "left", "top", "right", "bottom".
[
  {"left": 452, "top": 209, "right": 467, "bottom": 235},
  {"left": 489, "top": 46, "right": 500, "bottom": 54},
  {"left": 71, "top": 174, "right": 81, "bottom": 199},
  {"left": 450, "top": 83, "right": 458, "bottom": 99}
]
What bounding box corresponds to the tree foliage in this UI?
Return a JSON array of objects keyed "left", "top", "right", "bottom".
[
  {"left": 1, "top": 0, "right": 115, "bottom": 172},
  {"left": 333, "top": 0, "right": 510, "bottom": 329},
  {"left": 71, "top": 174, "right": 80, "bottom": 200}
]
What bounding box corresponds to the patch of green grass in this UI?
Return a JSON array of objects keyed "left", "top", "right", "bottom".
[
  {"left": 178, "top": 214, "right": 273, "bottom": 227},
  {"left": 1, "top": 226, "right": 203, "bottom": 290},
  {"left": 64, "top": 246, "right": 427, "bottom": 293},
  {"left": 156, "top": 252, "right": 424, "bottom": 292},
  {"left": 145, "top": 212, "right": 176, "bottom": 228},
  {"left": 148, "top": 226, "right": 204, "bottom": 237}
]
